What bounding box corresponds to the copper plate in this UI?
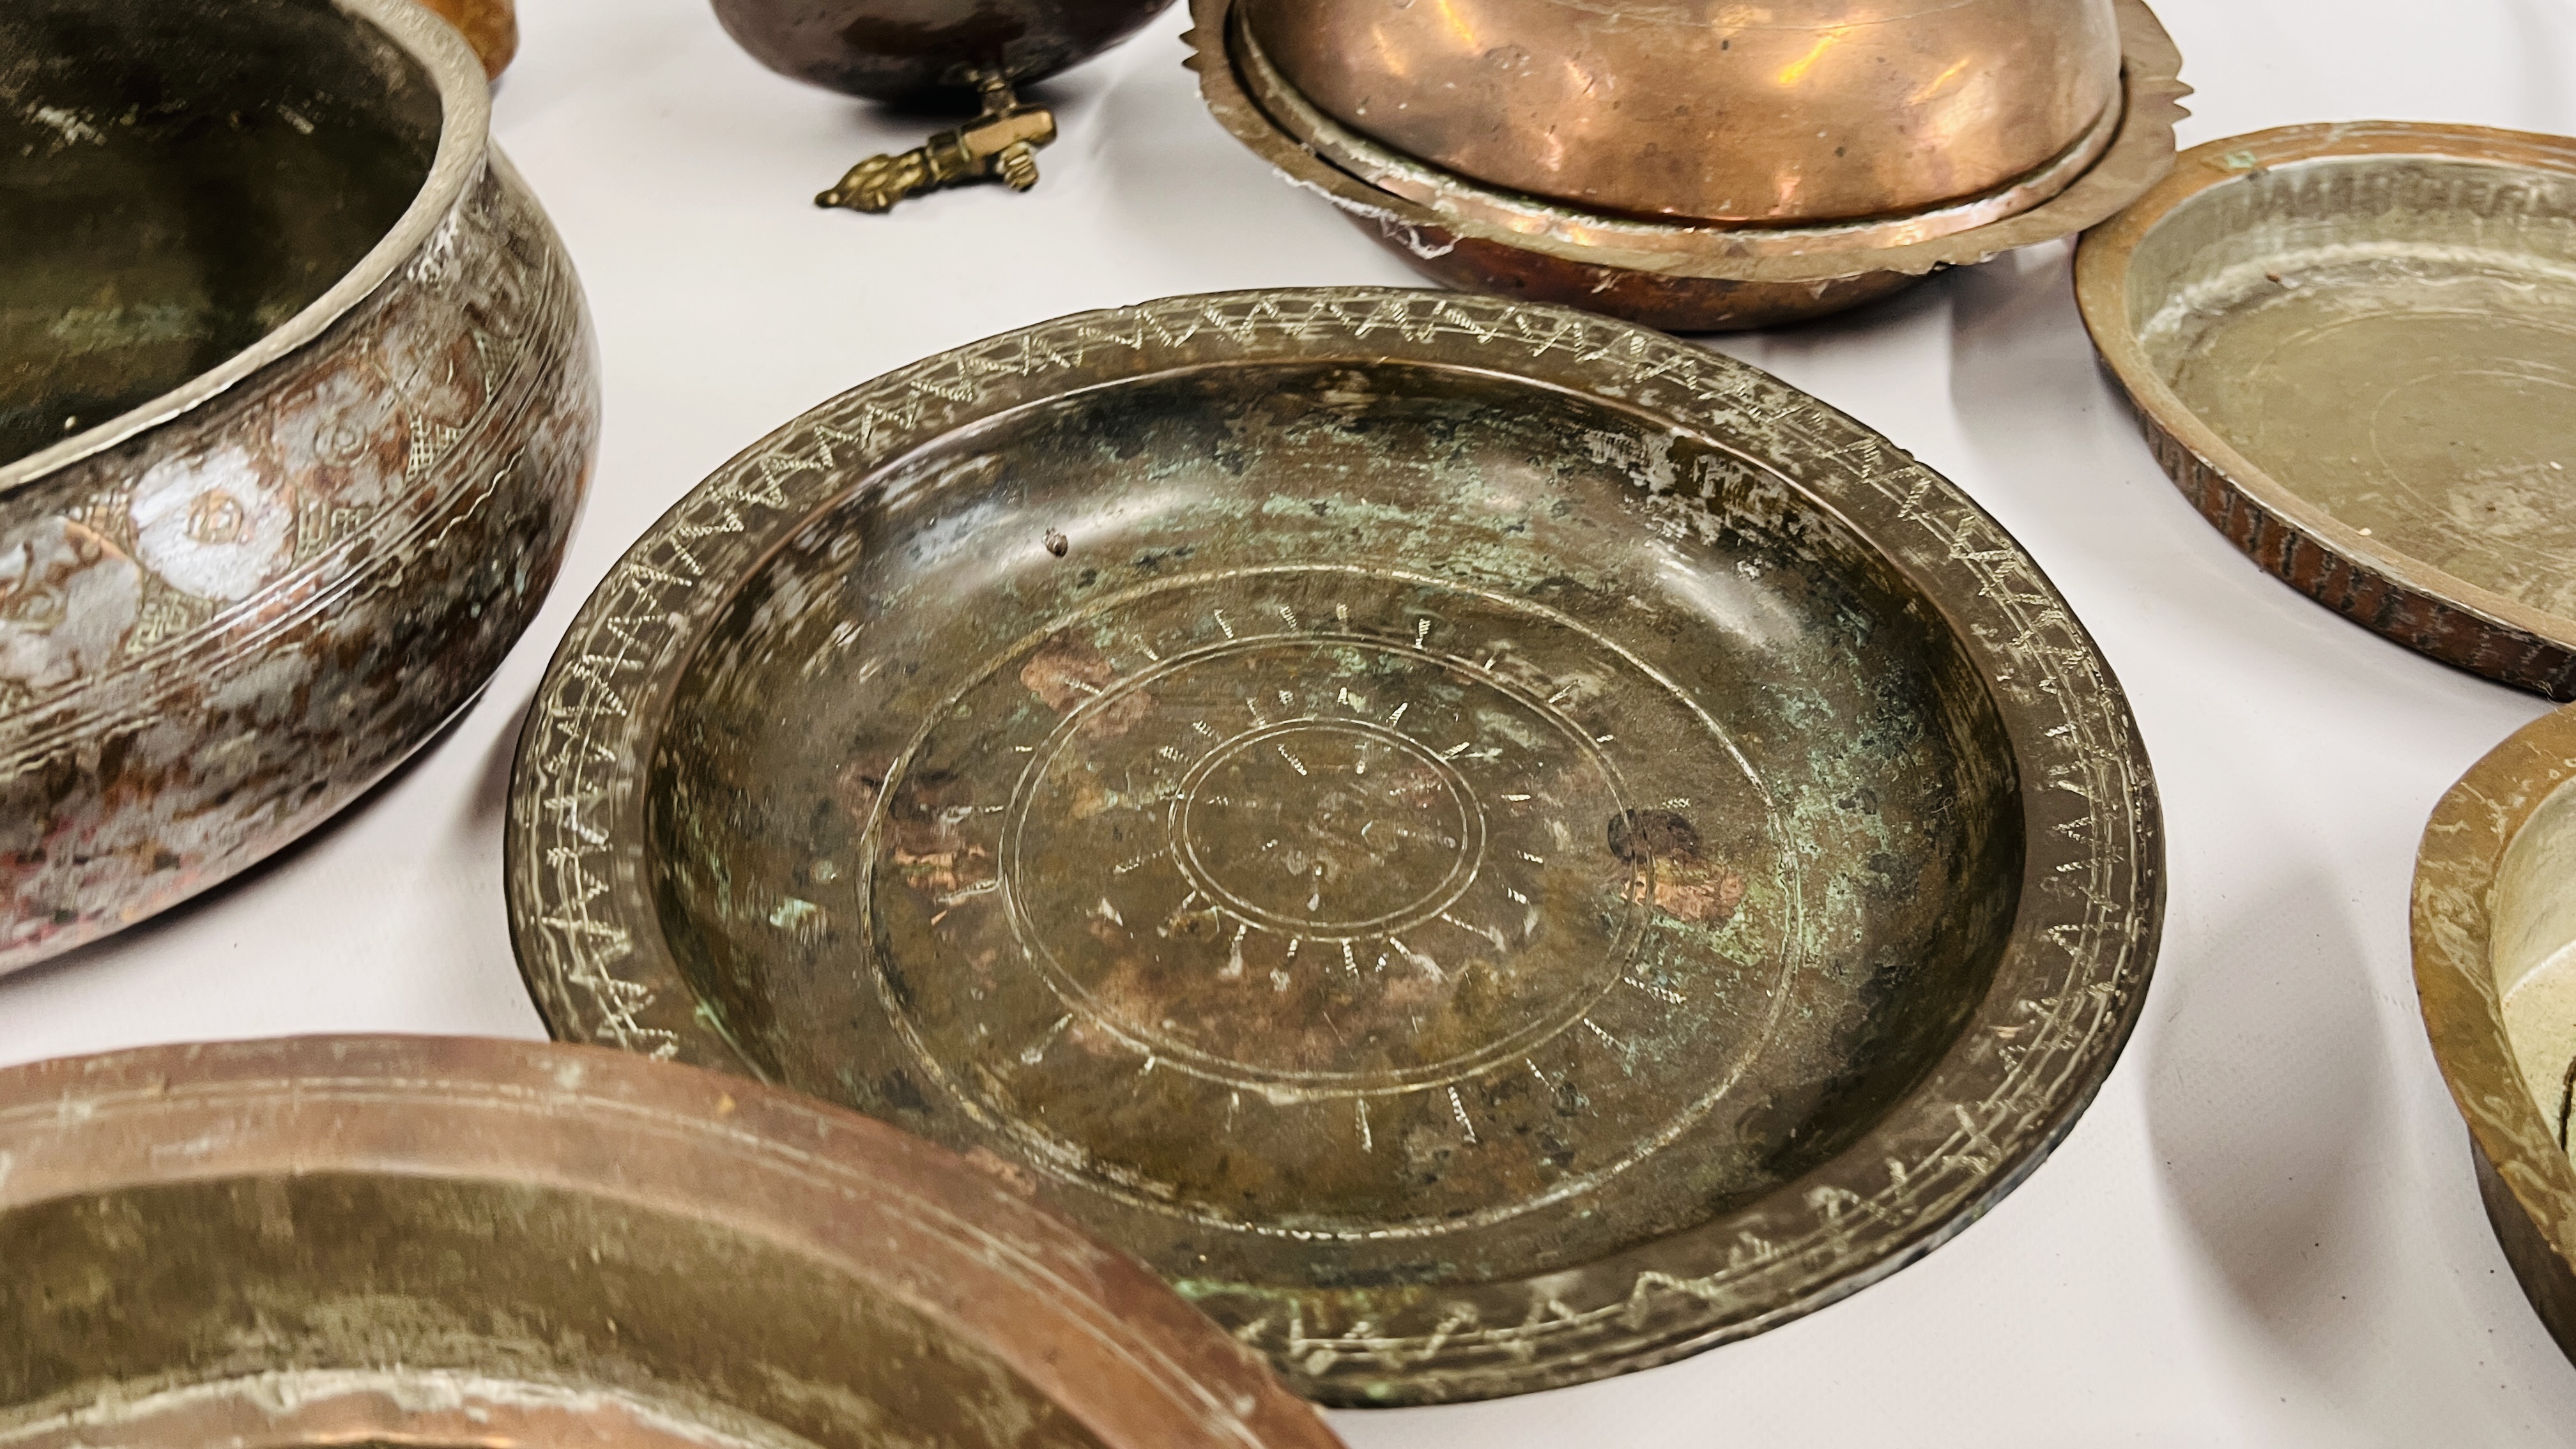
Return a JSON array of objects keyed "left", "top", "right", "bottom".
[
  {"left": 508, "top": 289, "right": 2164, "bottom": 1403},
  {"left": 1187, "top": 0, "right": 2188, "bottom": 330},
  {"left": 0, "top": 1035, "right": 1342, "bottom": 1449},
  {"left": 2078, "top": 123, "right": 2576, "bottom": 697},
  {"left": 2416, "top": 705, "right": 2576, "bottom": 1365}
]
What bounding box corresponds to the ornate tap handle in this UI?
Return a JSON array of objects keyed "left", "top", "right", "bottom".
[{"left": 816, "top": 73, "right": 1059, "bottom": 213}]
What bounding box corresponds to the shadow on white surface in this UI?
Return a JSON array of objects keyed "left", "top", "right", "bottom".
[{"left": 2145, "top": 871, "right": 2395, "bottom": 1425}]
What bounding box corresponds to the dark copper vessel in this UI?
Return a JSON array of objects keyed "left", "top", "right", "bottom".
[
  {"left": 715, "top": 1, "right": 1179, "bottom": 211},
  {"left": 714, "top": 0, "right": 1174, "bottom": 103}
]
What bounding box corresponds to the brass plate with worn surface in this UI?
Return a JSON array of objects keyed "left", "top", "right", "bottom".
[
  {"left": 2078, "top": 123, "right": 2576, "bottom": 696},
  {"left": 508, "top": 289, "right": 2164, "bottom": 1403},
  {"left": 0, "top": 1036, "right": 1343, "bottom": 1449},
  {"left": 1187, "top": 0, "right": 2186, "bottom": 330},
  {"left": 2416, "top": 705, "right": 2576, "bottom": 1367}
]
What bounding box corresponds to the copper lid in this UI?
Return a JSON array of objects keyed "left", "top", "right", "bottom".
[{"left": 1240, "top": 0, "right": 2124, "bottom": 225}]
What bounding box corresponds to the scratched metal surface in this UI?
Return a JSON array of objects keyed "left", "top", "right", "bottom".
[
  {"left": 0, "top": 0, "right": 598, "bottom": 972},
  {"left": 7, "top": 0, "right": 2576, "bottom": 1441},
  {"left": 505, "top": 289, "right": 2161, "bottom": 1403},
  {"left": 2081, "top": 123, "right": 2576, "bottom": 696},
  {"left": 0, "top": 1036, "right": 1344, "bottom": 1449}
]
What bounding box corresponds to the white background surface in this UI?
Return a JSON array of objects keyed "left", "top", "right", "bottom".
[{"left": 11, "top": 1, "right": 2576, "bottom": 1443}]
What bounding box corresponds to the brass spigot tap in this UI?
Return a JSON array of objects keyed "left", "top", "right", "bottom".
[{"left": 816, "top": 72, "right": 1058, "bottom": 214}]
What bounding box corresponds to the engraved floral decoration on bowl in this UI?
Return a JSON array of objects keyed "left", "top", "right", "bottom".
[{"left": 0, "top": 0, "right": 597, "bottom": 970}]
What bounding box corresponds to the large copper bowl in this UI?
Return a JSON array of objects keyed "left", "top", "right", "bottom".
[
  {"left": 1243, "top": 0, "right": 2125, "bottom": 226},
  {"left": 0, "top": 1036, "right": 1343, "bottom": 1449},
  {"left": 2416, "top": 705, "right": 2576, "bottom": 1366},
  {"left": 0, "top": 0, "right": 597, "bottom": 972}
]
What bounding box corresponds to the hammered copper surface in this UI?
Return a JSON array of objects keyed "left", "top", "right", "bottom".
[
  {"left": 1241, "top": 0, "right": 2122, "bottom": 226},
  {"left": 1188, "top": 0, "right": 2188, "bottom": 331},
  {"left": 2415, "top": 705, "right": 2576, "bottom": 1367},
  {"left": 2078, "top": 123, "right": 2576, "bottom": 696},
  {"left": 0, "top": 1036, "right": 1344, "bottom": 1449},
  {"left": 711, "top": 0, "right": 1177, "bottom": 103},
  {"left": 0, "top": 0, "right": 597, "bottom": 972},
  {"left": 508, "top": 289, "right": 2164, "bottom": 1404}
]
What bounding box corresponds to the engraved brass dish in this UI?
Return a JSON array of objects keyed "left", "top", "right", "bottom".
[
  {"left": 507, "top": 289, "right": 2164, "bottom": 1403},
  {"left": 1188, "top": 0, "right": 2188, "bottom": 330},
  {"left": 710, "top": 0, "right": 1178, "bottom": 213},
  {"left": 0, "top": 1035, "right": 1344, "bottom": 1449},
  {"left": 2078, "top": 123, "right": 2576, "bottom": 696},
  {"left": 0, "top": 0, "right": 598, "bottom": 972},
  {"left": 2416, "top": 705, "right": 2576, "bottom": 1365}
]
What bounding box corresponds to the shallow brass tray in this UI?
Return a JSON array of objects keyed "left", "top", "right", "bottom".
[
  {"left": 2416, "top": 706, "right": 2576, "bottom": 1364},
  {"left": 2078, "top": 123, "right": 2576, "bottom": 696},
  {"left": 0, "top": 1036, "right": 1340, "bottom": 1449},
  {"left": 1188, "top": 0, "right": 2187, "bottom": 330},
  {"left": 507, "top": 289, "right": 2165, "bottom": 1403}
]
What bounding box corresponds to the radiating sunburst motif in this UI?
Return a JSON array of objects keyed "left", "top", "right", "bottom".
[{"left": 867, "top": 565, "right": 1794, "bottom": 1238}]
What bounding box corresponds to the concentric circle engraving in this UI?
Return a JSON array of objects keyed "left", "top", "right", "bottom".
[
  {"left": 1174, "top": 717, "right": 1483, "bottom": 938},
  {"left": 1002, "top": 634, "right": 1639, "bottom": 1091},
  {"left": 870, "top": 566, "right": 1795, "bottom": 1237}
]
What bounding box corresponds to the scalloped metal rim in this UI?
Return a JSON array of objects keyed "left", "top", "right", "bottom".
[{"left": 1186, "top": 0, "right": 2188, "bottom": 288}]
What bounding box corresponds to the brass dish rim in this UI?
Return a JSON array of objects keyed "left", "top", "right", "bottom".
[
  {"left": 0, "top": 0, "right": 491, "bottom": 496},
  {"left": 503, "top": 287, "right": 2165, "bottom": 1404},
  {"left": 1186, "top": 0, "right": 2188, "bottom": 287},
  {"left": 2413, "top": 707, "right": 2576, "bottom": 1303},
  {"left": 0, "top": 1033, "right": 1347, "bottom": 1449},
  {"left": 2074, "top": 121, "right": 2576, "bottom": 675}
]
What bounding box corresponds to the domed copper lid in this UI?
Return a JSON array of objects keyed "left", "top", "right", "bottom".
[{"left": 1240, "top": 0, "right": 2124, "bottom": 227}]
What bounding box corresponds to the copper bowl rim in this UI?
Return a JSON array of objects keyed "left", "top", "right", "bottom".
[
  {"left": 1187, "top": 0, "right": 2188, "bottom": 287},
  {"left": 2413, "top": 707, "right": 2576, "bottom": 1284},
  {"left": 0, "top": 0, "right": 490, "bottom": 497},
  {"left": 2074, "top": 121, "right": 2576, "bottom": 668},
  {"left": 0, "top": 1034, "right": 1346, "bottom": 1449}
]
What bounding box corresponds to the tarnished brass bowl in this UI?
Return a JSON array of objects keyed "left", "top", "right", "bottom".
[
  {"left": 1190, "top": 0, "right": 2188, "bottom": 330},
  {"left": 0, "top": 1036, "right": 1344, "bottom": 1449},
  {"left": 0, "top": 0, "right": 597, "bottom": 972},
  {"left": 2078, "top": 123, "right": 2576, "bottom": 698},
  {"left": 1243, "top": 0, "right": 2124, "bottom": 227},
  {"left": 509, "top": 289, "right": 2164, "bottom": 1402},
  {"left": 2416, "top": 706, "right": 2576, "bottom": 1367}
]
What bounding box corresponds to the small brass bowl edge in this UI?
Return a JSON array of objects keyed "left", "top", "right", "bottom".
[{"left": 2414, "top": 705, "right": 2576, "bottom": 1364}]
